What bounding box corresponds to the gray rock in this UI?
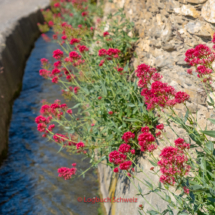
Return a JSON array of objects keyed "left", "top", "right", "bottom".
[
  {"left": 185, "top": 20, "right": 214, "bottom": 37},
  {"left": 162, "top": 43, "right": 176, "bottom": 51},
  {"left": 202, "top": 0, "right": 215, "bottom": 23},
  {"left": 187, "top": 0, "right": 207, "bottom": 4},
  {"left": 174, "top": 4, "right": 200, "bottom": 18}
]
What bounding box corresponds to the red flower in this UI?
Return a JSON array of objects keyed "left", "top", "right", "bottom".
[
  {"left": 98, "top": 49, "right": 107, "bottom": 57},
  {"left": 53, "top": 61, "right": 61, "bottom": 68},
  {"left": 74, "top": 86, "right": 80, "bottom": 94},
  {"left": 58, "top": 166, "right": 76, "bottom": 180},
  {"left": 122, "top": 131, "right": 135, "bottom": 143},
  {"left": 119, "top": 161, "right": 132, "bottom": 170},
  {"left": 52, "top": 77, "right": 59, "bottom": 83},
  {"left": 48, "top": 21, "right": 54, "bottom": 27},
  {"left": 183, "top": 186, "right": 189, "bottom": 194},
  {"left": 156, "top": 124, "right": 164, "bottom": 130},
  {"left": 76, "top": 142, "right": 85, "bottom": 150},
  {"left": 113, "top": 167, "right": 119, "bottom": 173},
  {"left": 54, "top": 2, "right": 60, "bottom": 7},
  {"left": 67, "top": 109, "right": 73, "bottom": 115},
  {"left": 109, "top": 151, "right": 126, "bottom": 165},
  {"left": 108, "top": 111, "right": 113, "bottom": 115},
  {"left": 53, "top": 49, "right": 64, "bottom": 59},
  {"left": 69, "top": 51, "right": 81, "bottom": 59},
  {"left": 81, "top": 11, "right": 88, "bottom": 16},
  {"left": 130, "top": 149, "right": 135, "bottom": 154},
  {"left": 103, "top": 31, "right": 109, "bottom": 37},
  {"left": 118, "top": 143, "right": 131, "bottom": 154},
  {"left": 70, "top": 38, "right": 80, "bottom": 45},
  {"left": 77, "top": 45, "right": 89, "bottom": 53},
  {"left": 99, "top": 60, "right": 105, "bottom": 67},
  {"left": 62, "top": 35, "right": 67, "bottom": 40}
]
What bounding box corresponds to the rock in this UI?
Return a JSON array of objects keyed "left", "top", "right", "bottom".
[
  {"left": 174, "top": 5, "right": 200, "bottom": 18},
  {"left": 187, "top": 0, "right": 207, "bottom": 3},
  {"left": 185, "top": 20, "right": 214, "bottom": 37},
  {"left": 162, "top": 43, "right": 176, "bottom": 51},
  {"left": 202, "top": 0, "right": 215, "bottom": 23},
  {"left": 155, "top": 55, "right": 174, "bottom": 70},
  {"left": 150, "top": 39, "right": 162, "bottom": 48},
  {"left": 176, "top": 55, "right": 189, "bottom": 66}
]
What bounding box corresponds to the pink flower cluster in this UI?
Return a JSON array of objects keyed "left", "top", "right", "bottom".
[
  {"left": 109, "top": 132, "right": 137, "bottom": 175},
  {"left": 135, "top": 64, "right": 190, "bottom": 110},
  {"left": 185, "top": 36, "right": 215, "bottom": 83},
  {"left": 98, "top": 48, "right": 121, "bottom": 65},
  {"left": 138, "top": 126, "right": 157, "bottom": 152},
  {"left": 158, "top": 138, "right": 190, "bottom": 185},
  {"left": 58, "top": 164, "right": 77, "bottom": 180},
  {"left": 122, "top": 131, "right": 135, "bottom": 143}
]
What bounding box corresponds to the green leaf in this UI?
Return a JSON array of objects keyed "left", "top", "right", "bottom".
[
  {"left": 138, "top": 211, "right": 143, "bottom": 215},
  {"left": 160, "top": 209, "right": 169, "bottom": 215},
  {"left": 210, "top": 188, "right": 215, "bottom": 196},
  {"left": 201, "top": 157, "right": 206, "bottom": 171},
  {"left": 124, "top": 118, "right": 142, "bottom": 122},
  {"left": 149, "top": 159, "right": 158, "bottom": 167},
  {"left": 208, "top": 118, "right": 215, "bottom": 125},
  {"left": 201, "top": 130, "right": 215, "bottom": 138},
  {"left": 184, "top": 109, "right": 189, "bottom": 123},
  {"left": 178, "top": 213, "right": 189, "bottom": 215},
  {"left": 190, "top": 185, "right": 205, "bottom": 192},
  {"left": 143, "top": 179, "right": 153, "bottom": 190},
  {"left": 71, "top": 103, "right": 81, "bottom": 109},
  {"left": 208, "top": 197, "right": 215, "bottom": 203},
  {"left": 100, "top": 80, "right": 107, "bottom": 96},
  {"left": 127, "top": 103, "right": 136, "bottom": 107},
  {"left": 138, "top": 183, "right": 142, "bottom": 193},
  {"left": 147, "top": 210, "right": 160, "bottom": 215},
  {"left": 206, "top": 141, "right": 214, "bottom": 153}
]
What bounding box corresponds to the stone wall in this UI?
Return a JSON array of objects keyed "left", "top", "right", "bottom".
[
  {"left": 0, "top": 0, "right": 50, "bottom": 163},
  {"left": 98, "top": 0, "right": 215, "bottom": 214}
]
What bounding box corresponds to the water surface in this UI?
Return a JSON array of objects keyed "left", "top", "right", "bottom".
[{"left": 0, "top": 32, "right": 99, "bottom": 215}]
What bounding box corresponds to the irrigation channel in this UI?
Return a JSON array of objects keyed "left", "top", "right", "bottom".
[{"left": 0, "top": 32, "right": 100, "bottom": 215}]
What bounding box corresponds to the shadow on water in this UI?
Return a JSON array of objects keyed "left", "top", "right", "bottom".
[{"left": 0, "top": 32, "right": 99, "bottom": 215}]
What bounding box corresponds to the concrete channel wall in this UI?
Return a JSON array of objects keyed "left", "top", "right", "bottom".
[{"left": 0, "top": 0, "right": 50, "bottom": 163}]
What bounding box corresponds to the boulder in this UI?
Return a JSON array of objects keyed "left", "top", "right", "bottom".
[
  {"left": 202, "top": 0, "right": 215, "bottom": 23},
  {"left": 185, "top": 20, "right": 214, "bottom": 37},
  {"left": 174, "top": 5, "right": 200, "bottom": 18}
]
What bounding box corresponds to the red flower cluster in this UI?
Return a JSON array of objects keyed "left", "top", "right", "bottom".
[
  {"left": 103, "top": 31, "right": 109, "bottom": 37},
  {"left": 158, "top": 138, "right": 190, "bottom": 186},
  {"left": 136, "top": 64, "right": 190, "bottom": 110},
  {"left": 58, "top": 165, "right": 77, "bottom": 180},
  {"left": 53, "top": 49, "right": 64, "bottom": 59},
  {"left": 185, "top": 39, "right": 215, "bottom": 83},
  {"left": 70, "top": 38, "right": 81, "bottom": 45},
  {"left": 81, "top": 11, "right": 88, "bottom": 17},
  {"left": 138, "top": 128, "right": 157, "bottom": 152},
  {"left": 98, "top": 48, "right": 121, "bottom": 62},
  {"left": 122, "top": 131, "right": 135, "bottom": 143},
  {"left": 77, "top": 44, "right": 89, "bottom": 53}
]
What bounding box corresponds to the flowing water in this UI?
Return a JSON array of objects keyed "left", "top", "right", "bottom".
[{"left": 0, "top": 32, "right": 99, "bottom": 215}]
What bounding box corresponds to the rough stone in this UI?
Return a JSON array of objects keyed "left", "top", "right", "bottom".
[
  {"left": 98, "top": 0, "right": 215, "bottom": 214},
  {"left": 185, "top": 20, "right": 214, "bottom": 37},
  {"left": 187, "top": 0, "right": 207, "bottom": 4},
  {"left": 202, "top": 0, "right": 215, "bottom": 23},
  {"left": 174, "top": 4, "right": 200, "bottom": 18}
]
